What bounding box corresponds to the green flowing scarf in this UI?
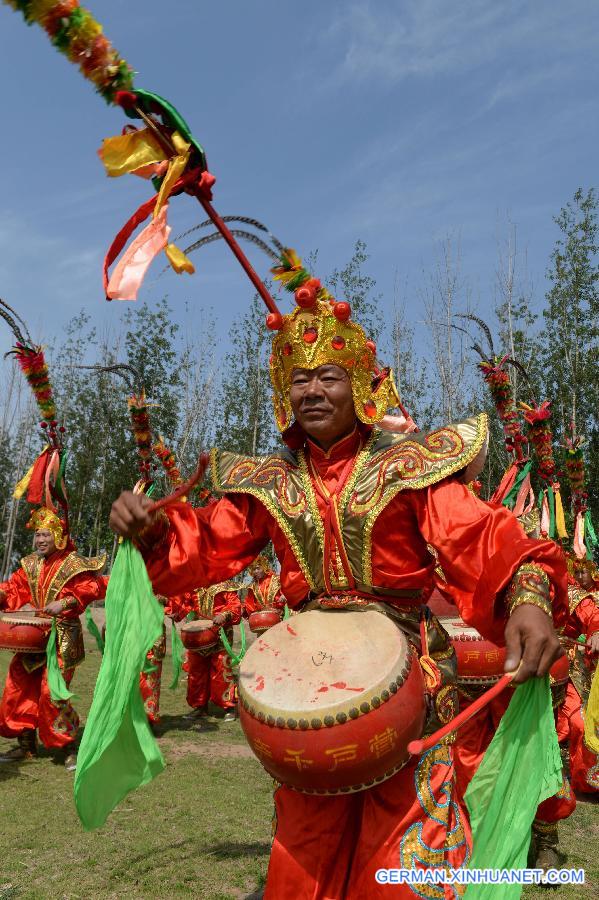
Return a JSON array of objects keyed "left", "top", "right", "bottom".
[
  {"left": 74, "top": 541, "right": 165, "bottom": 830},
  {"left": 84, "top": 605, "right": 105, "bottom": 654},
  {"left": 46, "top": 618, "right": 75, "bottom": 702},
  {"left": 464, "top": 676, "right": 562, "bottom": 899},
  {"left": 169, "top": 618, "right": 185, "bottom": 689}
]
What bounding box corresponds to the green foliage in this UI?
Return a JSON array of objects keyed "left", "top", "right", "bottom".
[
  {"left": 541, "top": 188, "right": 599, "bottom": 525},
  {"left": 213, "top": 294, "right": 277, "bottom": 457},
  {"left": 327, "top": 240, "right": 384, "bottom": 340}
]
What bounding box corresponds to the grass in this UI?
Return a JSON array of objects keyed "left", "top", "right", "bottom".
[{"left": 0, "top": 631, "right": 597, "bottom": 899}]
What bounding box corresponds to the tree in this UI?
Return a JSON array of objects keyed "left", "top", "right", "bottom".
[
  {"left": 214, "top": 294, "right": 277, "bottom": 457},
  {"left": 327, "top": 240, "right": 383, "bottom": 340},
  {"left": 542, "top": 188, "right": 599, "bottom": 524}
]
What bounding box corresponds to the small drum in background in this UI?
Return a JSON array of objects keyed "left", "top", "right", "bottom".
[
  {"left": 181, "top": 619, "right": 220, "bottom": 653},
  {"left": 248, "top": 609, "right": 282, "bottom": 634},
  {"left": 0, "top": 610, "right": 52, "bottom": 653},
  {"left": 239, "top": 609, "right": 426, "bottom": 795},
  {"left": 435, "top": 609, "right": 570, "bottom": 690},
  {"left": 439, "top": 616, "right": 506, "bottom": 688}
]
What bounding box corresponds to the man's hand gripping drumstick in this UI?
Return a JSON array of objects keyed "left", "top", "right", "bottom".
[{"left": 109, "top": 452, "right": 210, "bottom": 540}]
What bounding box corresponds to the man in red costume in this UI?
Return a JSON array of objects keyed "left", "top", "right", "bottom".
[
  {"left": 0, "top": 508, "right": 106, "bottom": 769},
  {"left": 185, "top": 582, "right": 242, "bottom": 722},
  {"left": 109, "top": 254, "right": 567, "bottom": 899},
  {"left": 557, "top": 561, "right": 599, "bottom": 794},
  {"left": 138, "top": 591, "right": 196, "bottom": 728},
  {"left": 244, "top": 556, "right": 284, "bottom": 617}
]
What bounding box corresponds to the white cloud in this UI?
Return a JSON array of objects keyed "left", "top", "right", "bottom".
[{"left": 325, "top": 0, "right": 597, "bottom": 87}]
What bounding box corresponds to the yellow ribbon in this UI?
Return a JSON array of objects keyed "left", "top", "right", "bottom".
[
  {"left": 554, "top": 486, "right": 568, "bottom": 539},
  {"left": 153, "top": 133, "right": 191, "bottom": 218},
  {"left": 164, "top": 243, "right": 195, "bottom": 274},
  {"left": 99, "top": 128, "right": 168, "bottom": 178},
  {"left": 584, "top": 665, "right": 599, "bottom": 754}
]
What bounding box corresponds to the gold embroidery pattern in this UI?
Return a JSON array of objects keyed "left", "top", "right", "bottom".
[
  {"left": 212, "top": 415, "right": 487, "bottom": 597},
  {"left": 297, "top": 449, "right": 325, "bottom": 558},
  {"left": 21, "top": 551, "right": 106, "bottom": 610},
  {"left": 195, "top": 581, "right": 238, "bottom": 619},
  {"left": 361, "top": 416, "right": 488, "bottom": 585},
  {"left": 254, "top": 574, "right": 282, "bottom": 609},
  {"left": 226, "top": 455, "right": 306, "bottom": 517},
  {"left": 211, "top": 448, "right": 317, "bottom": 591},
  {"left": 507, "top": 563, "right": 551, "bottom": 618},
  {"left": 568, "top": 586, "right": 597, "bottom": 615},
  {"left": 399, "top": 743, "right": 468, "bottom": 898}
]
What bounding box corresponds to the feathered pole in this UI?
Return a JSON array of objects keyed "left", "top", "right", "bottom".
[
  {"left": 2, "top": 0, "right": 285, "bottom": 323},
  {"left": 0, "top": 299, "right": 68, "bottom": 517},
  {"left": 77, "top": 363, "right": 155, "bottom": 488},
  {"left": 2, "top": 0, "right": 133, "bottom": 104},
  {"left": 458, "top": 314, "right": 530, "bottom": 508},
  {"left": 564, "top": 425, "right": 596, "bottom": 561},
  {"left": 520, "top": 400, "right": 568, "bottom": 541},
  {"left": 152, "top": 435, "right": 182, "bottom": 487}
]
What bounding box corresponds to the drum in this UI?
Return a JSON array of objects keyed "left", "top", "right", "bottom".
[
  {"left": 248, "top": 609, "right": 282, "bottom": 634},
  {"left": 437, "top": 614, "right": 570, "bottom": 688},
  {"left": 439, "top": 616, "right": 506, "bottom": 687},
  {"left": 181, "top": 619, "right": 219, "bottom": 652},
  {"left": 238, "top": 609, "right": 426, "bottom": 795},
  {"left": 0, "top": 610, "right": 52, "bottom": 653}
]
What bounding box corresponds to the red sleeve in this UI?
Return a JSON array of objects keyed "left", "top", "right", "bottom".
[
  {"left": 57, "top": 571, "right": 108, "bottom": 618},
  {"left": 409, "top": 479, "right": 568, "bottom": 644},
  {"left": 571, "top": 596, "right": 599, "bottom": 639},
  {"left": 141, "top": 494, "right": 271, "bottom": 597},
  {"left": 214, "top": 589, "right": 242, "bottom": 625},
  {"left": 0, "top": 568, "right": 35, "bottom": 611},
  {"left": 164, "top": 592, "right": 197, "bottom": 622}
]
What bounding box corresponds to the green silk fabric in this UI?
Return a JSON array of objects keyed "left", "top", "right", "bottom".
[
  {"left": 465, "top": 676, "right": 562, "bottom": 898},
  {"left": 46, "top": 618, "right": 75, "bottom": 702},
  {"left": 74, "top": 541, "right": 165, "bottom": 830},
  {"left": 84, "top": 605, "right": 105, "bottom": 654},
  {"left": 169, "top": 618, "right": 185, "bottom": 690}
]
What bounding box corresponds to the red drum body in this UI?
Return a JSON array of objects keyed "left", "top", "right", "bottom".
[
  {"left": 437, "top": 611, "right": 570, "bottom": 689},
  {"left": 248, "top": 609, "right": 282, "bottom": 634},
  {"left": 439, "top": 616, "right": 505, "bottom": 687},
  {"left": 181, "top": 619, "right": 219, "bottom": 652},
  {"left": 0, "top": 611, "right": 52, "bottom": 653},
  {"left": 238, "top": 609, "right": 426, "bottom": 795}
]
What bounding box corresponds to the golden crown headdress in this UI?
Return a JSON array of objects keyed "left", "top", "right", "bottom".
[
  {"left": 27, "top": 507, "right": 67, "bottom": 550},
  {"left": 267, "top": 249, "right": 399, "bottom": 432},
  {"left": 153, "top": 222, "right": 400, "bottom": 434}
]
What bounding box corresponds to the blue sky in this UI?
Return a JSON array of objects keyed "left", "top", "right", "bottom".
[{"left": 0, "top": 0, "right": 597, "bottom": 356}]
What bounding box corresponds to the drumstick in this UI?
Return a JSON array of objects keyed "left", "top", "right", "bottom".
[
  {"left": 146, "top": 452, "right": 209, "bottom": 513},
  {"left": 407, "top": 664, "right": 522, "bottom": 756}
]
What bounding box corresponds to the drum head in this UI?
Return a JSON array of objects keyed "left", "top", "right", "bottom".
[
  {"left": 240, "top": 609, "right": 413, "bottom": 723},
  {"left": 181, "top": 619, "right": 214, "bottom": 634}
]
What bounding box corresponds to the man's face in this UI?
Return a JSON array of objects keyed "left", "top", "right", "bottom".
[
  {"left": 250, "top": 563, "right": 267, "bottom": 581},
  {"left": 34, "top": 529, "right": 57, "bottom": 558},
  {"left": 575, "top": 566, "right": 594, "bottom": 590},
  {"left": 290, "top": 364, "right": 357, "bottom": 449}
]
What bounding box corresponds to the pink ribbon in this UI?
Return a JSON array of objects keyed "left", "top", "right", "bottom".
[
  {"left": 573, "top": 511, "right": 586, "bottom": 559},
  {"left": 540, "top": 491, "right": 550, "bottom": 536},
  {"left": 107, "top": 205, "right": 171, "bottom": 301},
  {"left": 513, "top": 471, "right": 532, "bottom": 517}
]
